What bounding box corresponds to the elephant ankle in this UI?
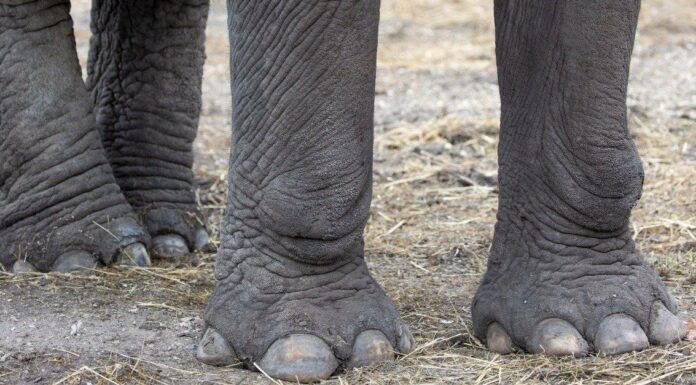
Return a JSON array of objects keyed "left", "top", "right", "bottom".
[
  {"left": 225, "top": 173, "right": 372, "bottom": 265},
  {"left": 217, "top": 214, "right": 367, "bottom": 269},
  {"left": 489, "top": 201, "right": 640, "bottom": 274},
  {"left": 499, "top": 141, "right": 642, "bottom": 235}
]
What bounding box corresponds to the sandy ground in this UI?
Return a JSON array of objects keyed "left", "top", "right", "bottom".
[{"left": 1, "top": 0, "right": 695, "bottom": 384}]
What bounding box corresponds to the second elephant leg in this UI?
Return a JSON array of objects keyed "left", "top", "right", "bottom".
[
  {"left": 197, "top": 0, "right": 413, "bottom": 382},
  {"left": 473, "top": 0, "right": 685, "bottom": 356},
  {"left": 87, "top": 0, "right": 209, "bottom": 257}
]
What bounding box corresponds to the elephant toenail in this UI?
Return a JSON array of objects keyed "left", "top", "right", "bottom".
[
  {"left": 487, "top": 322, "right": 514, "bottom": 354},
  {"left": 648, "top": 302, "right": 686, "bottom": 346},
  {"left": 12, "top": 260, "right": 38, "bottom": 274},
  {"left": 595, "top": 314, "right": 649, "bottom": 355},
  {"left": 258, "top": 334, "right": 338, "bottom": 382},
  {"left": 194, "top": 228, "right": 214, "bottom": 252},
  {"left": 529, "top": 318, "right": 589, "bottom": 356},
  {"left": 347, "top": 330, "right": 395, "bottom": 368},
  {"left": 152, "top": 234, "right": 189, "bottom": 258},
  {"left": 396, "top": 323, "right": 416, "bottom": 354},
  {"left": 52, "top": 251, "right": 96, "bottom": 273},
  {"left": 118, "top": 242, "right": 151, "bottom": 267},
  {"left": 196, "top": 327, "right": 236, "bottom": 366}
]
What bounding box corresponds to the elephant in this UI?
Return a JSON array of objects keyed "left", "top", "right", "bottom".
[{"left": 0, "top": 0, "right": 687, "bottom": 382}]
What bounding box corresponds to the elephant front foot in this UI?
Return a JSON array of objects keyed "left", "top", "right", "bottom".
[
  {"left": 138, "top": 206, "right": 210, "bottom": 259},
  {"left": 197, "top": 251, "right": 414, "bottom": 382},
  {"left": 1, "top": 161, "right": 152, "bottom": 273},
  {"left": 11, "top": 241, "right": 150, "bottom": 274},
  {"left": 472, "top": 216, "right": 686, "bottom": 356}
]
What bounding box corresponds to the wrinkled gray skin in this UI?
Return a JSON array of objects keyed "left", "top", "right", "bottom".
[
  {"left": 0, "top": 0, "right": 208, "bottom": 271},
  {"left": 0, "top": 0, "right": 686, "bottom": 382}
]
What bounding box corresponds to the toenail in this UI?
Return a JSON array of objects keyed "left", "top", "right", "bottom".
[
  {"left": 530, "top": 318, "right": 589, "bottom": 356},
  {"left": 396, "top": 323, "right": 416, "bottom": 354},
  {"left": 595, "top": 314, "right": 649, "bottom": 355},
  {"left": 347, "top": 330, "right": 394, "bottom": 368},
  {"left": 119, "top": 242, "right": 151, "bottom": 267},
  {"left": 487, "top": 322, "right": 514, "bottom": 354},
  {"left": 152, "top": 234, "right": 189, "bottom": 258},
  {"left": 195, "top": 228, "right": 213, "bottom": 252},
  {"left": 12, "top": 260, "right": 38, "bottom": 274},
  {"left": 52, "top": 251, "right": 96, "bottom": 273},
  {"left": 258, "top": 334, "right": 338, "bottom": 382},
  {"left": 196, "top": 327, "right": 237, "bottom": 366},
  {"left": 648, "top": 302, "right": 686, "bottom": 346}
]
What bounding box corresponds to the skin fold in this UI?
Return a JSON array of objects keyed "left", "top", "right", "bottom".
[{"left": 0, "top": 0, "right": 685, "bottom": 382}]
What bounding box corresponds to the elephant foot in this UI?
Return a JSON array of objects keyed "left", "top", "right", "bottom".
[
  {"left": 0, "top": 133, "right": 151, "bottom": 273},
  {"left": 4, "top": 213, "right": 151, "bottom": 274},
  {"left": 472, "top": 219, "right": 686, "bottom": 356},
  {"left": 139, "top": 207, "right": 211, "bottom": 259},
  {"left": 0, "top": 140, "right": 152, "bottom": 273},
  {"left": 198, "top": 254, "right": 414, "bottom": 382},
  {"left": 2, "top": 188, "right": 152, "bottom": 273}
]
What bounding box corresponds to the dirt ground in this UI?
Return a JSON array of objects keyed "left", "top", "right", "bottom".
[{"left": 1, "top": 0, "right": 695, "bottom": 384}]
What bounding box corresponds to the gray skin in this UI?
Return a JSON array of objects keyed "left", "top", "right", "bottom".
[
  {"left": 0, "top": 0, "right": 686, "bottom": 382},
  {"left": 0, "top": 0, "right": 208, "bottom": 271}
]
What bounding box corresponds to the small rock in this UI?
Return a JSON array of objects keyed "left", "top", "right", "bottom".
[
  {"left": 70, "top": 320, "right": 82, "bottom": 336},
  {"left": 413, "top": 143, "right": 447, "bottom": 155}
]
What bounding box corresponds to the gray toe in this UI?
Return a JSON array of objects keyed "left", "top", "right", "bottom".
[
  {"left": 118, "top": 243, "right": 151, "bottom": 267},
  {"left": 595, "top": 314, "right": 649, "bottom": 356},
  {"left": 258, "top": 334, "right": 338, "bottom": 383},
  {"left": 194, "top": 228, "right": 213, "bottom": 252},
  {"left": 648, "top": 302, "right": 686, "bottom": 346},
  {"left": 347, "top": 330, "right": 395, "bottom": 368},
  {"left": 487, "top": 322, "right": 514, "bottom": 354},
  {"left": 396, "top": 323, "right": 416, "bottom": 354},
  {"left": 529, "top": 318, "right": 589, "bottom": 356},
  {"left": 152, "top": 234, "right": 189, "bottom": 258},
  {"left": 196, "top": 327, "right": 237, "bottom": 366},
  {"left": 52, "top": 251, "right": 96, "bottom": 273},
  {"left": 12, "top": 260, "right": 38, "bottom": 274}
]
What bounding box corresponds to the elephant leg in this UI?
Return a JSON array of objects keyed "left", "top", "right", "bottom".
[
  {"left": 87, "top": 0, "right": 209, "bottom": 258},
  {"left": 196, "top": 0, "right": 413, "bottom": 381},
  {"left": 473, "top": 0, "right": 685, "bottom": 356},
  {"left": 0, "top": 0, "right": 150, "bottom": 272}
]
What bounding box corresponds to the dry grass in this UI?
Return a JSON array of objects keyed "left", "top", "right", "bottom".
[{"left": 1, "top": 0, "right": 695, "bottom": 384}]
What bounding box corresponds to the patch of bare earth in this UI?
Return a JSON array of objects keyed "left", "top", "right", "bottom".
[{"left": 1, "top": 0, "right": 694, "bottom": 384}]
